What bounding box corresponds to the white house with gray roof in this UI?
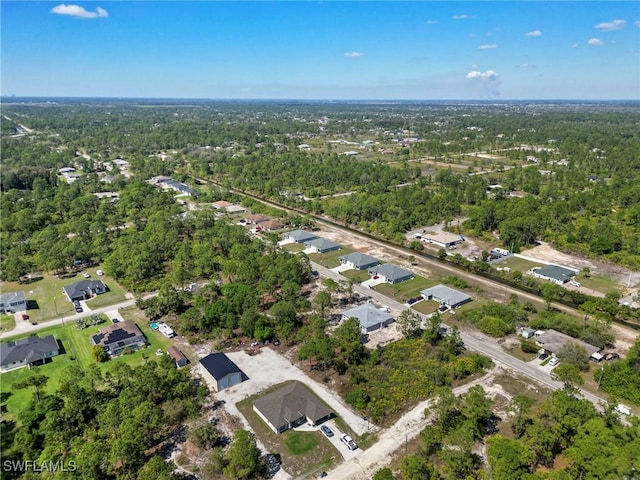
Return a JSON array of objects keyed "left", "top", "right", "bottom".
[
  {"left": 368, "top": 263, "right": 413, "bottom": 284},
  {"left": 338, "top": 252, "right": 381, "bottom": 270},
  {"left": 63, "top": 280, "right": 107, "bottom": 303},
  {"left": 1, "top": 335, "right": 60, "bottom": 371},
  {"left": 342, "top": 303, "right": 394, "bottom": 333},
  {"left": 421, "top": 285, "right": 472, "bottom": 309},
  {"left": 0, "top": 291, "right": 27, "bottom": 313},
  {"left": 531, "top": 265, "right": 577, "bottom": 285},
  {"left": 304, "top": 238, "right": 341, "bottom": 254},
  {"left": 283, "top": 230, "right": 317, "bottom": 244}
]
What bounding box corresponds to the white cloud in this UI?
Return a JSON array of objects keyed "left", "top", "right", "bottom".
[
  {"left": 465, "top": 70, "right": 501, "bottom": 98},
  {"left": 595, "top": 19, "right": 626, "bottom": 31},
  {"left": 478, "top": 44, "right": 498, "bottom": 49},
  {"left": 425, "top": 20, "right": 439, "bottom": 25},
  {"left": 51, "top": 4, "right": 108, "bottom": 19},
  {"left": 452, "top": 14, "right": 469, "bottom": 20},
  {"left": 588, "top": 38, "right": 605, "bottom": 46},
  {"left": 466, "top": 70, "right": 498, "bottom": 79},
  {"left": 518, "top": 63, "right": 537, "bottom": 68},
  {"left": 344, "top": 52, "right": 364, "bottom": 57},
  {"left": 525, "top": 30, "right": 542, "bottom": 37}
]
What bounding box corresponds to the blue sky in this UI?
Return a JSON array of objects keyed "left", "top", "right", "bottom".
[{"left": 2, "top": 1, "right": 639, "bottom": 99}]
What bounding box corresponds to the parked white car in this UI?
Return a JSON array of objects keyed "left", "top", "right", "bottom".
[{"left": 96, "top": 270, "right": 104, "bottom": 276}]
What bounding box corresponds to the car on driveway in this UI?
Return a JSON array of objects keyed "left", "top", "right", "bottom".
[
  {"left": 320, "top": 425, "right": 334, "bottom": 438},
  {"left": 549, "top": 357, "right": 559, "bottom": 366},
  {"left": 83, "top": 272, "right": 90, "bottom": 278},
  {"left": 21, "top": 313, "right": 29, "bottom": 321},
  {"left": 538, "top": 353, "right": 549, "bottom": 361},
  {"left": 340, "top": 434, "right": 358, "bottom": 450}
]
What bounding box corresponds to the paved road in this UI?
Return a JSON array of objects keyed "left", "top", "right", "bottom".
[{"left": 0, "top": 299, "right": 137, "bottom": 340}]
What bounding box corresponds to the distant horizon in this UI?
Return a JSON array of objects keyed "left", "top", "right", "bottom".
[
  {"left": 3, "top": 96, "right": 639, "bottom": 104},
  {"left": 2, "top": 2, "right": 638, "bottom": 100}
]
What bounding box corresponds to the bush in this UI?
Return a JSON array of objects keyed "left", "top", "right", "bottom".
[{"left": 520, "top": 339, "right": 539, "bottom": 354}]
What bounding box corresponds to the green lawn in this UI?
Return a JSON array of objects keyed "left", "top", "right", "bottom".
[
  {"left": 498, "top": 257, "right": 544, "bottom": 273},
  {"left": 573, "top": 274, "right": 624, "bottom": 294},
  {"left": 341, "top": 269, "right": 372, "bottom": 283},
  {"left": 308, "top": 248, "right": 353, "bottom": 269},
  {"left": 0, "top": 314, "right": 16, "bottom": 333},
  {"left": 283, "top": 430, "right": 320, "bottom": 455},
  {"left": 412, "top": 301, "right": 438, "bottom": 315},
  {"left": 373, "top": 276, "right": 437, "bottom": 303},
  {"left": 1, "top": 267, "right": 128, "bottom": 325},
  {"left": 282, "top": 243, "right": 305, "bottom": 253},
  {"left": 0, "top": 308, "right": 173, "bottom": 421}
]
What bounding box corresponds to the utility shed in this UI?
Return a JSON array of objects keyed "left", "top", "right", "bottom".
[{"left": 198, "top": 353, "right": 247, "bottom": 392}]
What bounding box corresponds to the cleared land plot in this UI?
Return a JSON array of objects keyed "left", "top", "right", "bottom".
[
  {"left": 373, "top": 276, "right": 437, "bottom": 303},
  {"left": 573, "top": 274, "right": 624, "bottom": 294},
  {"left": 497, "top": 257, "right": 544, "bottom": 273},
  {"left": 236, "top": 382, "right": 336, "bottom": 478},
  {"left": 308, "top": 248, "right": 354, "bottom": 269},
  {"left": 1, "top": 268, "right": 127, "bottom": 323},
  {"left": 0, "top": 309, "right": 171, "bottom": 420}
]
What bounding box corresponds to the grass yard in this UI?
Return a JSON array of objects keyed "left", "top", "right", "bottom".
[
  {"left": 308, "top": 248, "right": 353, "bottom": 269},
  {"left": 412, "top": 301, "right": 439, "bottom": 315},
  {"left": 573, "top": 273, "right": 624, "bottom": 294},
  {"left": 0, "top": 308, "right": 173, "bottom": 421},
  {"left": 341, "top": 269, "right": 370, "bottom": 283},
  {"left": 0, "top": 314, "right": 16, "bottom": 333},
  {"left": 1, "top": 267, "right": 128, "bottom": 325},
  {"left": 283, "top": 430, "right": 320, "bottom": 455},
  {"left": 236, "top": 381, "right": 338, "bottom": 477},
  {"left": 498, "top": 257, "right": 544, "bottom": 273},
  {"left": 373, "top": 275, "right": 437, "bottom": 303},
  {"left": 282, "top": 243, "right": 305, "bottom": 253}
]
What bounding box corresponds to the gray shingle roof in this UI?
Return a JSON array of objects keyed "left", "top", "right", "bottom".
[
  {"left": 420, "top": 284, "right": 471, "bottom": 307},
  {"left": 338, "top": 252, "right": 380, "bottom": 269},
  {"left": 199, "top": 352, "right": 244, "bottom": 381},
  {"left": 305, "top": 238, "right": 341, "bottom": 251},
  {"left": 536, "top": 329, "right": 600, "bottom": 356},
  {"left": 253, "top": 381, "right": 331, "bottom": 431},
  {"left": 0, "top": 291, "right": 26, "bottom": 306},
  {"left": 63, "top": 279, "right": 106, "bottom": 301},
  {"left": 284, "top": 230, "right": 317, "bottom": 243},
  {"left": 1, "top": 335, "right": 58, "bottom": 367},
  {"left": 369, "top": 263, "right": 413, "bottom": 282},
  {"left": 342, "top": 303, "right": 393, "bottom": 329},
  {"left": 534, "top": 265, "right": 576, "bottom": 283}
]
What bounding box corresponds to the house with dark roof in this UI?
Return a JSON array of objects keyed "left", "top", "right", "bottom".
[
  {"left": 253, "top": 381, "right": 332, "bottom": 434},
  {"left": 167, "top": 346, "right": 188, "bottom": 368},
  {"left": 535, "top": 329, "right": 600, "bottom": 357},
  {"left": 0, "top": 335, "right": 60, "bottom": 371},
  {"left": 304, "top": 238, "right": 341, "bottom": 254},
  {"left": 283, "top": 230, "right": 317, "bottom": 244},
  {"left": 0, "top": 291, "right": 27, "bottom": 313},
  {"left": 91, "top": 320, "right": 147, "bottom": 357},
  {"left": 531, "top": 265, "right": 577, "bottom": 285},
  {"left": 342, "top": 303, "right": 394, "bottom": 333},
  {"left": 63, "top": 279, "right": 107, "bottom": 303},
  {"left": 338, "top": 252, "right": 381, "bottom": 270},
  {"left": 368, "top": 263, "right": 413, "bottom": 284},
  {"left": 198, "top": 352, "right": 247, "bottom": 391},
  {"left": 420, "top": 285, "right": 472, "bottom": 309}
]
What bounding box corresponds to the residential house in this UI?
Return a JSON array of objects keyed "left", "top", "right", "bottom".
[
  {"left": 338, "top": 252, "right": 381, "bottom": 270},
  {"left": 212, "top": 200, "right": 234, "bottom": 210},
  {"left": 0, "top": 291, "right": 27, "bottom": 313},
  {"left": 342, "top": 303, "right": 394, "bottom": 333},
  {"left": 148, "top": 176, "right": 197, "bottom": 196},
  {"left": 243, "top": 214, "right": 270, "bottom": 225},
  {"left": 0, "top": 335, "right": 60, "bottom": 371},
  {"left": 91, "top": 320, "right": 147, "bottom": 357},
  {"left": 167, "top": 346, "right": 188, "bottom": 368},
  {"left": 420, "top": 285, "right": 472, "bottom": 309},
  {"left": 253, "top": 381, "right": 332, "bottom": 434},
  {"left": 535, "top": 329, "right": 600, "bottom": 357},
  {"left": 531, "top": 265, "right": 577, "bottom": 285},
  {"left": 304, "top": 238, "right": 341, "bottom": 254},
  {"left": 283, "top": 230, "right": 317, "bottom": 244},
  {"left": 260, "top": 220, "right": 284, "bottom": 232},
  {"left": 63, "top": 280, "right": 107, "bottom": 303},
  {"left": 198, "top": 352, "right": 247, "bottom": 392},
  {"left": 368, "top": 263, "right": 413, "bottom": 284},
  {"left": 420, "top": 231, "right": 464, "bottom": 249}
]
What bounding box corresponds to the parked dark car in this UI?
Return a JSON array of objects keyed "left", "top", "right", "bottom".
[
  {"left": 75, "top": 306, "right": 83, "bottom": 313},
  {"left": 538, "top": 353, "right": 549, "bottom": 361},
  {"left": 320, "top": 425, "right": 334, "bottom": 438}
]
